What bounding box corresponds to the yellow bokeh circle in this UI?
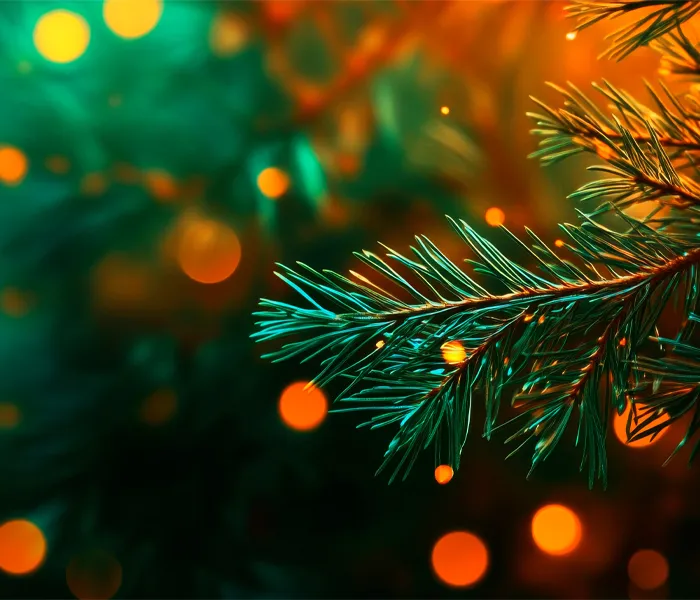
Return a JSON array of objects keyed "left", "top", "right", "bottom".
[
  {"left": 34, "top": 10, "right": 90, "bottom": 64},
  {"left": 104, "top": 0, "right": 163, "bottom": 40}
]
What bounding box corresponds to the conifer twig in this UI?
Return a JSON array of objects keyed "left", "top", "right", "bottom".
[{"left": 567, "top": 0, "right": 700, "bottom": 61}]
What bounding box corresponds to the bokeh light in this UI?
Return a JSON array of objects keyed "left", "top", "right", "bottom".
[
  {"left": 0, "top": 403, "right": 20, "bottom": 429},
  {"left": 434, "top": 465, "right": 454, "bottom": 484},
  {"left": 103, "top": 0, "right": 163, "bottom": 40},
  {"left": 485, "top": 207, "right": 505, "bottom": 227},
  {"left": 81, "top": 173, "right": 108, "bottom": 197},
  {"left": 431, "top": 531, "right": 489, "bottom": 588},
  {"left": 66, "top": 549, "right": 122, "bottom": 600},
  {"left": 531, "top": 504, "right": 582, "bottom": 556},
  {"left": 441, "top": 340, "right": 466, "bottom": 365},
  {"left": 210, "top": 12, "right": 248, "bottom": 56},
  {"left": 0, "top": 519, "right": 46, "bottom": 575},
  {"left": 566, "top": 31, "right": 577, "bottom": 41},
  {"left": 278, "top": 382, "right": 328, "bottom": 431},
  {"left": 1, "top": 287, "right": 30, "bottom": 317},
  {"left": 628, "top": 549, "right": 669, "bottom": 590},
  {"left": 45, "top": 155, "right": 70, "bottom": 174},
  {"left": 176, "top": 216, "right": 242, "bottom": 284},
  {"left": 139, "top": 389, "right": 177, "bottom": 425},
  {"left": 440, "top": 106, "right": 450, "bottom": 115},
  {"left": 257, "top": 167, "right": 290, "bottom": 199},
  {"left": 144, "top": 169, "right": 178, "bottom": 202},
  {"left": 613, "top": 403, "right": 669, "bottom": 448},
  {"left": 34, "top": 10, "right": 90, "bottom": 64},
  {"left": 0, "top": 146, "right": 28, "bottom": 186}
]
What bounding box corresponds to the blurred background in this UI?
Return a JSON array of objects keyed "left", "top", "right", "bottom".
[{"left": 0, "top": 0, "right": 698, "bottom": 598}]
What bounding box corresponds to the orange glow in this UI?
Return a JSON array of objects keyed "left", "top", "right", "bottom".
[
  {"left": 34, "top": 9, "right": 90, "bottom": 64},
  {"left": 103, "top": 0, "right": 163, "bottom": 40},
  {"left": 139, "top": 389, "right": 177, "bottom": 425},
  {"left": 0, "top": 146, "right": 28, "bottom": 186},
  {"left": 81, "top": 173, "right": 107, "bottom": 196},
  {"left": 0, "top": 519, "right": 46, "bottom": 575},
  {"left": 375, "top": 340, "right": 385, "bottom": 349},
  {"left": 613, "top": 403, "right": 669, "bottom": 447},
  {"left": 566, "top": 31, "right": 577, "bottom": 41},
  {"left": 177, "top": 217, "right": 242, "bottom": 284},
  {"left": 113, "top": 163, "right": 140, "bottom": 183},
  {"left": 619, "top": 337, "right": 627, "bottom": 347},
  {"left": 1, "top": 288, "right": 30, "bottom": 317},
  {"left": 0, "top": 403, "right": 20, "bottom": 428},
  {"left": 441, "top": 340, "right": 467, "bottom": 365},
  {"left": 66, "top": 550, "right": 122, "bottom": 600},
  {"left": 554, "top": 239, "right": 565, "bottom": 248},
  {"left": 628, "top": 549, "right": 669, "bottom": 590},
  {"left": 440, "top": 106, "right": 450, "bottom": 115},
  {"left": 485, "top": 207, "right": 505, "bottom": 227},
  {"left": 531, "top": 504, "right": 582, "bottom": 556},
  {"left": 45, "top": 155, "right": 70, "bottom": 174},
  {"left": 538, "top": 315, "right": 545, "bottom": 324},
  {"left": 210, "top": 12, "right": 248, "bottom": 56},
  {"left": 144, "top": 169, "right": 178, "bottom": 201},
  {"left": 278, "top": 381, "right": 328, "bottom": 431},
  {"left": 257, "top": 167, "right": 290, "bottom": 199},
  {"left": 434, "top": 465, "right": 454, "bottom": 484},
  {"left": 431, "top": 531, "right": 489, "bottom": 588}
]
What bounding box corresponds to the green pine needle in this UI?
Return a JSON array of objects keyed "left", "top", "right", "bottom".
[
  {"left": 253, "top": 216, "right": 700, "bottom": 487},
  {"left": 567, "top": 0, "right": 700, "bottom": 61}
]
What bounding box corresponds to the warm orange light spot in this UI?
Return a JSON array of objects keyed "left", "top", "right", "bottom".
[
  {"left": 628, "top": 549, "right": 669, "bottom": 590},
  {"left": 103, "top": 0, "right": 163, "bottom": 40},
  {"left": 0, "top": 519, "right": 46, "bottom": 575},
  {"left": 0, "top": 146, "right": 28, "bottom": 186},
  {"left": 524, "top": 314, "right": 534, "bottom": 322},
  {"left": 441, "top": 340, "right": 467, "bottom": 365},
  {"left": 434, "top": 465, "right": 454, "bottom": 484},
  {"left": 566, "top": 31, "right": 577, "bottom": 41},
  {"left": 440, "top": 106, "right": 450, "bottom": 115},
  {"left": 176, "top": 216, "right": 242, "bottom": 284},
  {"left": 1, "top": 288, "right": 30, "bottom": 317},
  {"left": 144, "top": 170, "right": 178, "bottom": 202},
  {"left": 485, "top": 207, "right": 505, "bottom": 227},
  {"left": 93, "top": 255, "right": 152, "bottom": 312},
  {"left": 614, "top": 403, "right": 669, "bottom": 447},
  {"left": 139, "top": 389, "right": 177, "bottom": 425},
  {"left": 278, "top": 381, "right": 328, "bottom": 431},
  {"left": 538, "top": 315, "right": 545, "bottom": 324},
  {"left": 45, "top": 155, "right": 70, "bottom": 174},
  {"left": 555, "top": 239, "right": 565, "bottom": 248},
  {"left": 431, "top": 531, "right": 489, "bottom": 588},
  {"left": 658, "top": 68, "right": 671, "bottom": 77},
  {"left": 80, "top": 173, "right": 107, "bottom": 197},
  {"left": 0, "top": 403, "right": 20, "bottom": 429},
  {"left": 263, "top": 1, "right": 301, "bottom": 25},
  {"left": 619, "top": 337, "right": 627, "bottom": 347},
  {"left": 531, "top": 504, "right": 582, "bottom": 556},
  {"left": 34, "top": 9, "right": 90, "bottom": 64},
  {"left": 376, "top": 340, "right": 385, "bottom": 349},
  {"left": 210, "top": 11, "right": 248, "bottom": 56},
  {"left": 257, "top": 167, "right": 290, "bottom": 199},
  {"left": 113, "top": 163, "right": 139, "bottom": 183},
  {"left": 67, "top": 549, "right": 122, "bottom": 600},
  {"left": 336, "top": 153, "right": 361, "bottom": 176}
]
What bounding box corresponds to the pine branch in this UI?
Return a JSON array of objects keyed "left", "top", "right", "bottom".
[
  {"left": 254, "top": 215, "right": 700, "bottom": 485},
  {"left": 567, "top": 0, "right": 700, "bottom": 61},
  {"left": 529, "top": 81, "right": 700, "bottom": 215},
  {"left": 654, "top": 27, "right": 700, "bottom": 77},
  {"left": 631, "top": 329, "right": 700, "bottom": 464}
]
